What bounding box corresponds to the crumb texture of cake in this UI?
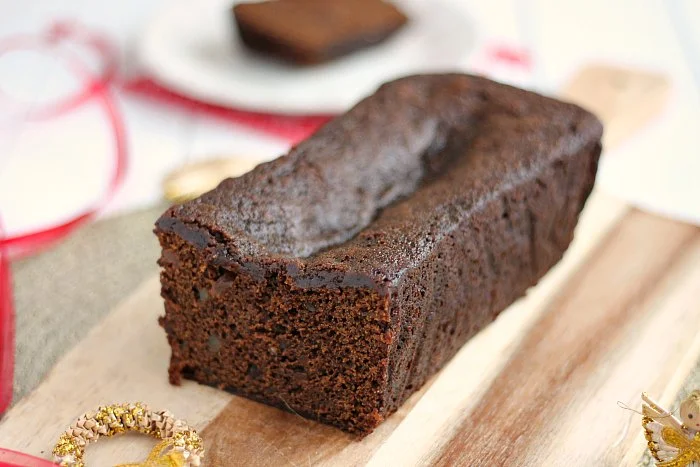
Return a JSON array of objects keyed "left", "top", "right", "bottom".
[
  {"left": 232, "top": 0, "right": 408, "bottom": 64},
  {"left": 155, "top": 73, "right": 603, "bottom": 436}
]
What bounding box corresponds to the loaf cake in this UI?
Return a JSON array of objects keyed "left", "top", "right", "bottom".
[
  {"left": 155, "top": 74, "right": 603, "bottom": 436},
  {"left": 232, "top": 0, "right": 408, "bottom": 65}
]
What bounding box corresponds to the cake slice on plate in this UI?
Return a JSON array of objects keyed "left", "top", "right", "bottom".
[{"left": 232, "top": 0, "right": 408, "bottom": 65}]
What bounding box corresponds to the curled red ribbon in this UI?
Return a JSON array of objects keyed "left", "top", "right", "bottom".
[
  {"left": 0, "top": 20, "right": 127, "bottom": 258},
  {"left": 0, "top": 21, "right": 128, "bottom": 434}
]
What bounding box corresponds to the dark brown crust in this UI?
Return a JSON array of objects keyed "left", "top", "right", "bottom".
[
  {"left": 155, "top": 74, "right": 602, "bottom": 435},
  {"left": 232, "top": 0, "right": 408, "bottom": 65}
]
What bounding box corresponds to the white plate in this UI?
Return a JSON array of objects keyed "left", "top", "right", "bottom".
[{"left": 139, "top": 0, "right": 476, "bottom": 114}]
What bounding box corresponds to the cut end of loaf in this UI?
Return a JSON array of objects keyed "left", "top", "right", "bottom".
[{"left": 157, "top": 229, "right": 393, "bottom": 435}]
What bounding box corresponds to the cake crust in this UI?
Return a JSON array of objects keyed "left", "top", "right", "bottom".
[{"left": 155, "top": 74, "right": 602, "bottom": 435}]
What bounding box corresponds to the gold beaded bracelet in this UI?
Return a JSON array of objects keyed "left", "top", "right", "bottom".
[{"left": 52, "top": 403, "right": 204, "bottom": 467}]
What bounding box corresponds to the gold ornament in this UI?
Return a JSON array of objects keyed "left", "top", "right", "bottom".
[
  {"left": 162, "top": 157, "right": 264, "bottom": 203},
  {"left": 52, "top": 403, "right": 203, "bottom": 467},
  {"left": 642, "top": 391, "right": 700, "bottom": 466}
]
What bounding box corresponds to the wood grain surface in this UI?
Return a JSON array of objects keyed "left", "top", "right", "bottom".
[
  {"left": 435, "top": 212, "right": 700, "bottom": 466},
  {"left": 0, "top": 67, "right": 685, "bottom": 466},
  {"left": 6, "top": 193, "right": 700, "bottom": 466}
]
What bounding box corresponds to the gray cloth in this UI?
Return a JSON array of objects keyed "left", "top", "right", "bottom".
[{"left": 10, "top": 204, "right": 166, "bottom": 403}]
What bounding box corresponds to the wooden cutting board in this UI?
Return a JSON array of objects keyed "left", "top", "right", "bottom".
[{"left": 1, "top": 67, "right": 692, "bottom": 467}]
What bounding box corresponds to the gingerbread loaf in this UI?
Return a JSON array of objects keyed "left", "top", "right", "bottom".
[
  {"left": 155, "top": 74, "right": 602, "bottom": 436},
  {"left": 232, "top": 0, "right": 408, "bottom": 65}
]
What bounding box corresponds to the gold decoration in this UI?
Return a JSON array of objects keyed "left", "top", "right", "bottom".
[
  {"left": 52, "top": 403, "right": 203, "bottom": 467},
  {"left": 657, "top": 427, "right": 700, "bottom": 467},
  {"left": 163, "top": 157, "right": 265, "bottom": 203},
  {"left": 115, "top": 440, "right": 185, "bottom": 467},
  {"left": 642, "top": 391, "right": 700, "bottom": 466}
]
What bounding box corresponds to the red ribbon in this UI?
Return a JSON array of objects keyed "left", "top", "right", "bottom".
[
  {"left": 0, "top": 21, "right": 127, "bottom": 258},
  {"left": 0, "top": 448, "right": 57, "bottom": 467},
  {"left": 0, "top": 21, "right": 124, "bottom": 466},
  {"left": 0, "top": 23, "right": 127, "bottom": 438},
  {"left": 123, "top": 78, "right": 331, "bottom": 145},
  {"left": 0, "top": 220, "right": 11, "bottom": 417}
]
